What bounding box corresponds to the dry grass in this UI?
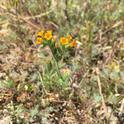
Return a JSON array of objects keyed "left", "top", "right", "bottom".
[{"left": 0, "top": 0, "right": 124, "bottom": 123}]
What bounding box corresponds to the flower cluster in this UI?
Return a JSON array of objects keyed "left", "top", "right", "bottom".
[
  {"left": 60, "top": 35, "right": 78, "bottom": 48},
  {"left": 35, "top": 30, "right": 52, "bottom": 45},
  {"left": 35, "top": 30, "right": 79, "bottom": 48}
]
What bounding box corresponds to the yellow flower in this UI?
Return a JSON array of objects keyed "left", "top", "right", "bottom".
[
  {"left": 60, "top": 37, "right": 69, "bottom": 45},
  {"left": 44, "top": 30, "right": 52, "bottom": 40},
  {"left": 36, "top": 37, "right": 43, "bottom": 45},
  {"left": 70, "top": 40, "right": 77, "bottom": 47},
  {"left": 37, "top": 31, "right": 44, "bottom": 37},
  {"left": 67, "top": 35, "right": 72, "bottom": 41}
]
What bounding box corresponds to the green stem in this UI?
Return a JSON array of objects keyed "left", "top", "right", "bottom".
[{"left": 49, "top": 46, "right": 65, "bottom": 81}]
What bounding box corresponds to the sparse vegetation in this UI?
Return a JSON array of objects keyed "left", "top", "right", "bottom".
[{"left": 0, "top": 0, "right": 124, "bottom": 123}]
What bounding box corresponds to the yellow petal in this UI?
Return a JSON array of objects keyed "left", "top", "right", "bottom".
[
  {"left": 37, "top": 31, "right": 44, "bottom": 37},
  {"left": 60, "top": 37, "right": 69, "bottom": 45},
  {"left": 67, "top": 35, "right": 72, "bottom": 41},
  {"left": 36, "top": 37, "right": 42, "bottom": 45},
  {"left": 44, "top": 31, "right": 53, "bottom": 40}
]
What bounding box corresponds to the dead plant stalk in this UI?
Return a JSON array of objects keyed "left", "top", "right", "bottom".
[{"left": 96, "top": 68, "right": 108, "bottom": 118}]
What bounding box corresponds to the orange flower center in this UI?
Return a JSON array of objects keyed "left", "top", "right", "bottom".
[
  {"left": 44, "top": 31, "right": 52, "bottom": 40},
  {"left": 60, "top": 37, "right": 69, "bottom": 45},
  {"left": 70, "top": 40, "right": 77, "bottom": 47}
]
